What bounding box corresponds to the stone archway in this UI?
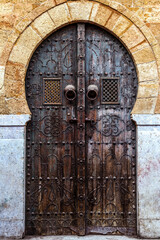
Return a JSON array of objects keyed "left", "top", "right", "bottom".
[{"left": 3, "top": 0, "right": 160, "bottom": 115}]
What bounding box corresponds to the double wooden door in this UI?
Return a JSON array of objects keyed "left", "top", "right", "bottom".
[{"left": 25, "top": 23, "right": 137, "bottom": 236}]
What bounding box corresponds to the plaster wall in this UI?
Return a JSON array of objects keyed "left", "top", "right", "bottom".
[
  {"left": 0, "top": 115, "right": 30, "bottom": 237},
  {"left": 132, "top": 114, "right": 160, "bottom": 237}
]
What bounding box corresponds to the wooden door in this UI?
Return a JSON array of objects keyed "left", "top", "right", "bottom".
[
  {"left": 25, "top": 23, "right": 137, "bottom": 236},
  {"left": 85, "top": 24, "right": 137, "bottom": 235}
]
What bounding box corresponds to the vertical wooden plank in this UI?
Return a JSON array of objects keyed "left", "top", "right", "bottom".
[
  {"left": 25, "top": 24, "right": 78, "bottom": 235},
  {"left": 76, "top": 23, "right": 86, "bottom": 235}
]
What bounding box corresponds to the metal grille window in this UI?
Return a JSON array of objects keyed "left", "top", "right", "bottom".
[
  {"left": 43, "top": 78, "right": 61, "bottom": 105},
  {"left": 102, "top": 78, "right": 119, "bottom": 104}
]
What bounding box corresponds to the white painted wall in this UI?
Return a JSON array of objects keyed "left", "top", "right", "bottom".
[
  {"left": 132, "top": 114, "right": 160, "bottom": 238},
  {"left": 0, "top": 115, "right": 30, "bottom": 238}
]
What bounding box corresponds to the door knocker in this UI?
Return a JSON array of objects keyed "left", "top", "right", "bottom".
[
  {"left": 64, "top": 85, "right": 76, "bottom": 101},
  {"left": 86, "top": 84, "right": 98, "bottom": 101}
]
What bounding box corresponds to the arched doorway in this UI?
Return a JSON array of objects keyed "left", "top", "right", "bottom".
[{"left": 25, "top": 23, "right": 138, "bottom": 236}]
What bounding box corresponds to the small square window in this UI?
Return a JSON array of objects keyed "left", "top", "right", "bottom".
[
  {"left": 101, "top": 78, "right": 119, "bottom": 104},
  {"left": 43, "top": 78, "right": 61, "bottom": 105}
]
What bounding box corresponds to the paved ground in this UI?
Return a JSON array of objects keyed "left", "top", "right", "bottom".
[{"left": 0, "top": 236, "right": 159, "bottom": 240}]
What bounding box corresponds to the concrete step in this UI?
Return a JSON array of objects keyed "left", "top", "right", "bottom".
[{"left": 1, "top": 236, "right": 158, "bottom": 240}]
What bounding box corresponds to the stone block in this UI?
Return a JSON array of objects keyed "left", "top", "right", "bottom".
[
  {"left": 105, "top": 11, "right": 120, "bottom": 31},
  {"left": 141, "top": 24, "right": 157, "bottom": 46},
  {"left": 0, "top": 3, "right": 14, "bottom": 15},
  {"left": 155, "top": 34, "right": 160, "bottom": 46},
  {"left": 138, "top": 80, "right": 159, "bottom": 98},
  {"left": 155, "top": 93, "right": 160, "bottom": 113},
  {"left": 44, "top": 0, "right": 56, "bottom": 7},
  {"left": 7, "top": 29, "right": 20, "bottom": 44},
  {"left": 146, "top": 23, "right": 160, "bottom": 36},
  {"left": 13, "top": 3, "right": 34, "bottom": 19},
  {"left": 0, "top": 87, "right": 5, "bottom": 95},
  {"left": 145, "top": 0, "right": 160, "bottom": 5},
  {"left": 68, "top": 1, "right": 93, "bottom": 21},
  {"left": 141, "top": 7, "right": 160, "bottom": 23},
  {"left": 103, "top": 0, "right": 127, "bottom": 14},
  {"left": 0, "top": 66, "right": 5, "bottom": 89},
  {"left": 32, "top": 12, "right": 55, "bottom": 38},
  {"left": 0, "top": 97, "right": 8, "bottom": 114},
  {"left": 0, "top": 14, "right": 16, "bottom": 31},
  {"left": 121, "top": 25, "right": 145, "bottom": 49},
  {"left": 132, "top": 97, "right": 156, "bottom": 114},
  {"left": 112, "top": 15, "right": 132, "bottom": 37},
  {"left": 96, "top": 0, "right": 110, "bottom": 5},
  {"left": 130, "top": 13, "right": 145, "bottom": 29},
  {"left": 6, "top": 98, "right": 30, "bottom": 115},
  {"left": 130, "top": 40, "right": 149, "bottom": 52},
  {"left": 5, "top": 61, "right": 26, "bottom": 82},
  {"left": 48, "top": 3, "right": 71, "bottom": 28},
  {"left": 132, "top": 0, "right": 144, "bottom": 7},
  {"left": 0, "top": 42, "right": 13, "bottom": 66},
  {"left": 5, "top": 80, "right": 24, "bottom": 98},
  {"left": 114, "top": 0, "right": 133, "bottom": 7},
  {"left": 137, "top": 61, "right": 158, "bottom": 82},
  {"left": 152, "top": 43, "right": 160, "bottom": 66},
  {"left": 0, "top": 29, "right": 9, "bottom": 47},
  {"left": 90, "top": 3, "right": 112, "bottom": 26},
  {"left": 16, "top": 26, "right": 42, "bottom": 51},
  {"left": 0, "top": 46, "right": 3, "bottom": 59},
  {"left": 9, "top": 45, "right": 31, "bottom": 66},
  {"left": 28, "top": 1, "right": 56, "bottom": 21},
  {"left": 15, "top": 17, "right": 32, "bottom": 33},
  {"left": 122, "top": 8, "right": 136, "bottom": 20},
  {"left": 9, "top": 27, "right": 42, "bottom": 66},
  {"left": 132, "top": 45, "right": 155, "bottom": 64},
  {"left": 55, "top": 0, "right": 67, "bottom": 5},
  {"left": 134, "top": 0, "right": 160, "bottom": 6}
]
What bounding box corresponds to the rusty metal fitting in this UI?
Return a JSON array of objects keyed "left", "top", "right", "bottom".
[
  {"left": 64, "top": 85, "right": 76, "bottom": 101},
  {"left": 87, "top": 84, "right": 98, "bottom": 100}
]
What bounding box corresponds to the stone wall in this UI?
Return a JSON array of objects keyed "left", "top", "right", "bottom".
[{"left": 0, "top": 0, "right": 160, "bottom": 238}]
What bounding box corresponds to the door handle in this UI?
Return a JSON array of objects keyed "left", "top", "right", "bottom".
[
  {"left": 64, "top": 85, "right": 76, "bottom": 101},
  {"left": 86, "top": 85, "right": 98, "bottom": 101}
]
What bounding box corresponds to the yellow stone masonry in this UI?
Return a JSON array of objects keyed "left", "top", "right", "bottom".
[{"left": 0, "top": 0, "right": 160, "bottom": 114}]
